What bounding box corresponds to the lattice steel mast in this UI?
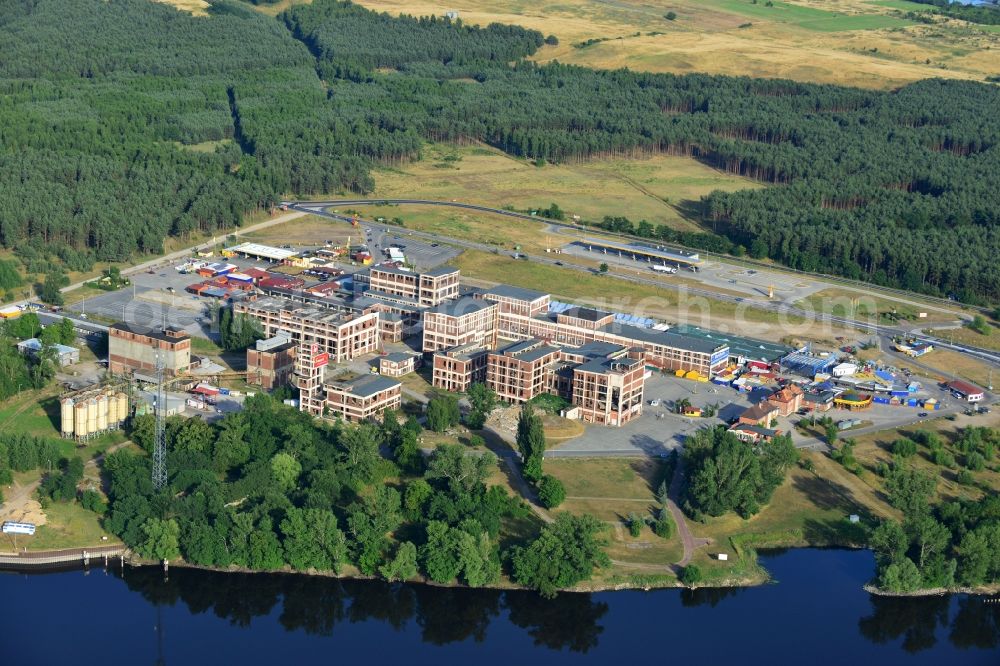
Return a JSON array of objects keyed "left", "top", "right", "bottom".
[{"left": 152, "top": 351, "right": 167, "bottom": 491}]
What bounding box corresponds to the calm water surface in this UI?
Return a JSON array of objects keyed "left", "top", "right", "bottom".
[{"left": 2, "top": 549, "right": 998, "bottom": 665}]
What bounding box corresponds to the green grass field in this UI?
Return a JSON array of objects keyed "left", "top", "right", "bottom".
[
  {"left": 707, "top": 0, "right": 911, "bottom": 31},
  {"left": 14, "top": 500, "right": 117, "bottom": 551}
]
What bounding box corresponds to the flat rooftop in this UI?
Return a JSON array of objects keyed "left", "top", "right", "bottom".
[
  {"left": 672, "top": 325, "right": 791, "bottom": 362},
  {"left": 226, "top": 242, "right": 298, "bottom": 261},
  {"left": 574, "top": 355, "right": 642, "bottom": 375},
  {"left": 481, "top": 284, "right": 549, "bottom": 303},
  {"left": 599, "top": 323, "right": 725, "bottom": 355},
  {"left": 327, "top": 374, "right": 401, "bottom": 398},
  {"left": 495, "top": 339, "right": 560, "bottom": 363},
  {"left": 436, "top": 343, "right": 487, "bottom": 361},
  {"left": 422, "top": 265, "right": 460, "bottom": 278},
  {"left": 580, "top": 238, "right": 701, "bottom": 264},
  {"left": 571, "top": 340, "right": 627, "bottom": 359},
  {"left": 560, "top": 306, "right": 611, "bottom": 322},
  {"left": 382, "top": 351, "right": 417, "bottom": 363},
  {"left": 240, "top": 296, "right": 370, "bottom": 324},
  {"left": 110, "top": 322, "right": 190, "bottom": 343},
  {"left": 430, "top": 297, "right": 495, "bottom": 317}
]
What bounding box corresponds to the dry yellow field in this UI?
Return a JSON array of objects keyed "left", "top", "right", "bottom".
[
  {"left": 158, "top": 0, "right": 1000, "bottom": 88},
  {"left": 373, "top": 143, "right": 758, "bottom": 232},
  {"left": 355, "top": 0, "right": 1000, "bottom": 88},
  {"left": 155, "top": 0, "right": 208, "bottom": 16}
]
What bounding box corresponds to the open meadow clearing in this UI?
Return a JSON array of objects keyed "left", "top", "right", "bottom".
[
  {"left": 372, "top": 143, "right": 759, "bottom": 233},
  {"left": 350, "top": 0, "right": 1000, "bottom": 87}
]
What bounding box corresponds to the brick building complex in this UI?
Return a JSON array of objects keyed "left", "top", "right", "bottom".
[
  {"left": 473, "top": 292, "right": 728, "bottom": 376},
  {"left": 234, "top": 297, "right": 380, "bottom": 363},
  {"left": 108, "top": 323, "right": 191, "bottom": 376},
  {"left": 295, "top": 343, "right": 401, "bottom": 422},
  {"left": 433, "top": 336, "right": 646, "bottom": 427}
]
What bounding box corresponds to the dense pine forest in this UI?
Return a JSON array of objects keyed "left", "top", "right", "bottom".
[{"left": 1, "top": 0, "right": 999, "bottom": 303}]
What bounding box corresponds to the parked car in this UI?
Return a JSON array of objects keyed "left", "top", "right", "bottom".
[
  {"left": 918, "top": 412, "right": 928, "bottom": 417},
  {"left": 649, "top": 398, "right": 661, "bottom": 407}
]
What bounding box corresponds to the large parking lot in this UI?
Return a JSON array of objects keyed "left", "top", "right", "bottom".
[
  {"left": 66, "top": 230, "right": 460, "bottom": 339},
  {"left": 547, "top": 373, "right": 757, "bottom": 458},
  {"left": 546, "top": 371, "right": 962, "bottom": 458},
  {"left": 364, "top": 225, "right": 460, "bottom": 270}
]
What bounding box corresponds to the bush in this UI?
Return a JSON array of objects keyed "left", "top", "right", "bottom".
[
  {"left": 80, "top": 489, "right": 106, "bottom": 515},
  {"left": 932, "top": 448, "right": 956, "bottom": 469},
  {"left": 678, "top": 564, "right": 702, "bottom": 586},
  {"left": 537, "top": 474, "right": 566, "bottom": 509},
  {"left": 664, "top": 11, "right": 677, "bottom": 20},
  {"left": 627, "top": 512, "right": 644, "bottom": 537},
  {"left": 892, "top": 438, "right": 917, "bottom": 457},
  {"left": 464, "top": 409, "right": 486, "bottom": 430},
  {"left": 652, "top": 507, "right": 675, "bottom": 539},
  {"left": 956, "top": 470, "right": 974, "bottom": 486},
  {"left": 966, "top": 452, "right": 986, "bottom": 471}
]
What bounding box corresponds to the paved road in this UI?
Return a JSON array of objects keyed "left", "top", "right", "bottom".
[
  {"left": 10, "top": 209, "right": 308, "bottom": 313},
  {"left": 289, "top": 199, "right": 999, "bottom": 369}
]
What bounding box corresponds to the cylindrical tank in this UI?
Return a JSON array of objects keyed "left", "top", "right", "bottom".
[
  {"left": 61, "top": 398, "right": 74, "bottom": 436},
  {"left": 107, "top": 392, "right": 119, "bottom": 426},
  {"left": 117, "top": 393, "right": 129, "bottom": 423},
  {"left": 96, "top": 395, "right": 108, "bottom": 432},
  {"left": 74, "top": 402, "right": 89, "bottom": 438},
  {"left": 86, "top": 398, "right": 97, "bottom": 434}
]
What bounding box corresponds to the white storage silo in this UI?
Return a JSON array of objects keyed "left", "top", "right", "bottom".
[
  {"left": 75, "top": 402, "right": 89, "bottom": 439},
  {"left": 96, "top": 395, "right": 108, "bottom": 432},
  {"left": 107, "top": 392, "right": 119, "bottom": 426},
  {"left": 61, "top": 398, "right": 75, "bottom": 437},
  {"left": 86, "top": 398, "right": 97, "bottom": 434},
  {"left": 116, "top": 393, "right": 129, "bottom": 424}
]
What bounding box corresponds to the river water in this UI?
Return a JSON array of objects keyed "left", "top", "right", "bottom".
[{"left": 1, "top": 549, "right": 997, "bottom": 665}]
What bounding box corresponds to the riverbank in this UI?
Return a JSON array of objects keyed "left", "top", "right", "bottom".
[{"left": 9, "top": 541, "right": 1000, "bottom": 599}]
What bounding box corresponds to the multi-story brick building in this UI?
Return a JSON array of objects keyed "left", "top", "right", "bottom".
[
  {"left": 234, "top": 296, "right": 380, "bottom": 363},
  {"left": 108, "top": 323, "right": 191, "bottom": 377},
  {"left": 478, "top": 284, "right": 550, "bottom": 317},
  {"left": 319, "top": 374, "right": 402, "bottom": 422},
  {"left": 484, "top": 293, "right": 729, "bottom": 375},
  {"left": 431, "top": 343, "right": 489, "bottom": 392},
  {"left": 246, "top": 333, "right": 297, "bottom": 390},
  {"left": 486, "top": 339, "right": 562, "bottom": 403},
  {"left": 422, "top": 298, "right": 498, "bottom": 352},
  {"left": 569, "top": 354, "right": 646, "bottom": 426},
  {"left": 366, "top": 265, "right": 459, "bottom": 307}
]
